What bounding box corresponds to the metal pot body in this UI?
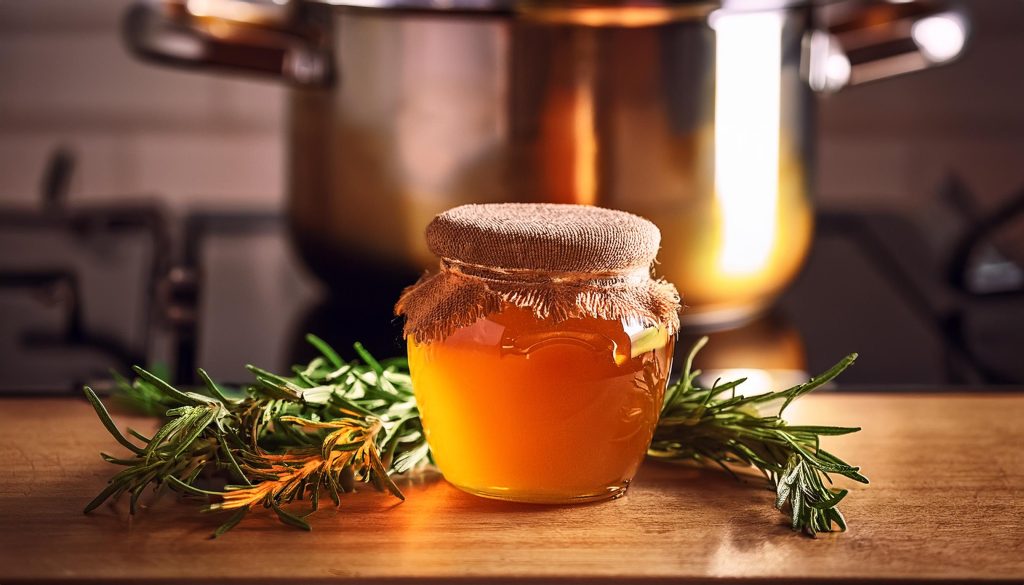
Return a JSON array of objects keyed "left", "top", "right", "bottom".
[
  {"left": 288, "top": 6, "right": 813, "bottom": 326},
  {"left": 124, "top": 0, "right": 966, "bottom": 328}
]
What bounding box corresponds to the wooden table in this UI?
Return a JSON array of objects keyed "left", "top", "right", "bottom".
[{"left": 1, "top": 394, "right": 1021, "bottom": 584}]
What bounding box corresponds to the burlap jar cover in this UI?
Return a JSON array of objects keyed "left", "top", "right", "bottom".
[{"left": 395, "top": 203, "right": 682, "bottom": 343}]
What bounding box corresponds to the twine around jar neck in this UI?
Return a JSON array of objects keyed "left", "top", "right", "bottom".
[{"left": 439, "top": 257, "right": 652, "bottom": 287}]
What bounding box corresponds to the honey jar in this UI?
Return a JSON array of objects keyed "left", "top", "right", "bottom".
[{"left": 396, "top": 203, "right": 680, "bottom": 503}]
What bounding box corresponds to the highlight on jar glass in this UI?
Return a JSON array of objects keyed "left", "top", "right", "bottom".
[{"left": 395, "top": 203, "right": 681, "bottom": 504}]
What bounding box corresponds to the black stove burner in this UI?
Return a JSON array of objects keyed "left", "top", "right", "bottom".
[{"left": 0, "top": 149, "right": 172, "bottom": 392}]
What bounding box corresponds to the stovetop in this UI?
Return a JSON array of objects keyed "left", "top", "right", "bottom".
[{"left": 2, "top": 158, "right": 1023, "bottom": 393}]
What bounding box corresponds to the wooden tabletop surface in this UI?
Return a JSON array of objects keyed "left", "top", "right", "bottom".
[{"left": 1, "top": 394, "right": 1022, "bottom": 584}]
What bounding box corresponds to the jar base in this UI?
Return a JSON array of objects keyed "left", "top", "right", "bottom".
[{"left": 447, "top": 480, "right": 630, "bottom": 504}]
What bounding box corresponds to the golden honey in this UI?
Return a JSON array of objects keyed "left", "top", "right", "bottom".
[{"left": 408, "top": 306, "right": 673, "bottom": 503}]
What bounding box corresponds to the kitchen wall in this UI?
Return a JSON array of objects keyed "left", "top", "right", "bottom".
[
  {"left": 0, "top": 0, "right": 284, "bottom": 208},
  {"left": 1, "top": 0, "right": 1022, "bottom": 215}
]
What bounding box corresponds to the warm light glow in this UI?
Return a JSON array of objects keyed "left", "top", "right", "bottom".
[
  {"left": 187, "top": 0, "right": 271, "bottom": 23},
  {"left": 912, "top": 12, "right": 967, "bottom": 63},
  {"left": 806, "top": 31, "right": 850, "bottom": 92},
  {"left": 702, "top": 368, "right": 810, "bottom": 396},
  {"left": 524, "top": 6, "right": 713, "bottom": 28},
  {"left": 573, "top": 73, "right": 598, "bottom": 206},
  {"left": 707, "top": 368, "right": 776, "bottom": 396},
  {"left": 825, "top": 52, "right": 852, "bottom": 88},
  {"left": 185, "top": 0, "right": 213, "bottom": 17},
  {"left": 712, "top": 11, "right": 783, "bottom": 276},
  {"left": 701, "top": 368, "right": 812, "bottom": 420}
]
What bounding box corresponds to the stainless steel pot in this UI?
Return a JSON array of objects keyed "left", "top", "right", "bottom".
[{"left": 125, "top": 0, "right": 968, "bottom": 328}]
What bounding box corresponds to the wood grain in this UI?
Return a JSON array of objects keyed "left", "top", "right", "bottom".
[{"left": 0, "top": 394, "right": 1021, "bottom": 583}]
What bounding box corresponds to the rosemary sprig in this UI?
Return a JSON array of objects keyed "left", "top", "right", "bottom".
[
  {"left": 83, "top": 335, "right": 429, "bottom": 537},
  {"left": 648, "top": 337, "right": 868, "bottom": 536},
  {"left": 85, "top": 335, "right": 864, "bottom": 537}
]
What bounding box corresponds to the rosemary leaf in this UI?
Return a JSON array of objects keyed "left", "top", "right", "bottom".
[
  {"left": 83, "top": 386, "right": 144, "bottom": 455},
  {"left": 85, "top": 338, "right": 430, "bottom": 536},
  {"left": 212, "top": 507, "right": 249, "bottom": 539},
  {"left": 649, "top": 336, "right": 868, "bottom": 536}
]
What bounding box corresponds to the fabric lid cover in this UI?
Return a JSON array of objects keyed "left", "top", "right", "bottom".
[
  {"left": 396, "top": 203, "right": 681, "bottom": 342},
  {"left": 426, "top": 203, "right": 661, "bottom": 274}
]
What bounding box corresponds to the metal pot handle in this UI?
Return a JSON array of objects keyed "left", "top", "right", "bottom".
[
  {"left": 123, "top": 0, "right": 333, "bottom": 86},
  {"left": 805, "top": 0, "right": 969, "bottom": 92}
]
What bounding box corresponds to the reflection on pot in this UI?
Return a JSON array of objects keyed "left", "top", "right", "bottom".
[
  {"left": 654, "top": 7, "right": 813, "bottom": 327},
  {"left": 286, "top": 6, "right": 815, "bottom": 330}
]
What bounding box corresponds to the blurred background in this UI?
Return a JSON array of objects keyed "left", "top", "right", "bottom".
[
  {"left": 3, "top": 1, "right": 1022, "bottom": 214},
  {"left": 1, "top": 0, "right": 1022, "bottom": 392}
]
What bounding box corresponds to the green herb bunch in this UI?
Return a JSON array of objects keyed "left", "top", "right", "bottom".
[
  {"left": 85, "top": 335, "right": 864, "bottom": 537},
  {"left": 649, "top": 338, "right": 868, "bottom": 536},
  {"left": 84, "top": 335, "right": 429, "bottom": 537}
]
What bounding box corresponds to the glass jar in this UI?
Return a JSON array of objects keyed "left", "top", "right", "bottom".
[
  {"left": 396, "top": 203, "right": 681, "bottom": 504},
  {"left": 408, "top": 306, "right": 673, "bottom": 503}
]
